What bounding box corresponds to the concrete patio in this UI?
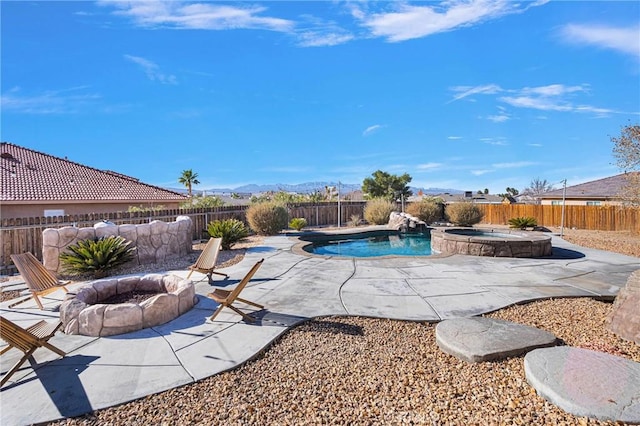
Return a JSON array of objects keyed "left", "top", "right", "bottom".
[{"left": 1, "top": 233, "right": 639, "bottom": 425}]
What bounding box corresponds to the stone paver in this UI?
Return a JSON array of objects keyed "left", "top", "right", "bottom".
[
  {"left": 1, "top": 233, "right": 639, "bottom": 425},
  {"left": 525, "top": 347, "right": 640, "bottom": 423},
  {"left": 435, "top": 317, "right": 558, "bottom": 363}
]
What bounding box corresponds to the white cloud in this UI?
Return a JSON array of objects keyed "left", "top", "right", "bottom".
[
  {"left": 355, "top": 0, "right": 545, "bottom": 43},
  {"left": 492, "top": 161, "right": 537, "bottom": 169},
  {"left": 481, "top": 137, "right": 508, "bottom": 146},
  {"left": 1, "top": 86, "right": 101, "bottom": 114},
  {"left": 471, "top": 169, "right": 493, "bottom": 176},
  {"left": 499, "top": 95, "right": 572, "bottom": 112},
  {"left": 297, "top": 32, "right": 354, "bottom": 47},
  {"left": 559, "top": 24, "right": 640, "bottom": 58},
  {"left": 99, "top": 1, "right": 294, "bottom": 32},
  {"left": 449, "top": 84, "right": 502, "bottom": 102},
  {"left": 486, "top": 114, "right": 510, "bottom": 123},
  {"left": 447, "top": 136, "right": 463, "bottom": 140},
  {"left": 451, "top": 82, "right": 619, "bottom": 117},
  {"left": 528, "top": 143, "right": 543, "bottom": 147},
  {"left": 417, "top": 162, "right": 442, "bottom": 170},
  {"left": 124, "top": 55, "right": 177, "bottom": 84},
  {"left": 363, "top": 124, "right": 384, "bottom": 136},
  {"left": 521, "top": 84, "right": 588, "bottom": 97}
]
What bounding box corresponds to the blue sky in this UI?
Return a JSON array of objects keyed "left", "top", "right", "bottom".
[{"left": 2, "top": 1, "right": 639, "bottom": 194}]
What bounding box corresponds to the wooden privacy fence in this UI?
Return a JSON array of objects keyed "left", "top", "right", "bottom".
[
  {"left": 3, "top": 202, "right": 637, "bottom": 274},
  {"left": 0, "top": 202, "right": 367, "bottom": 273},
  {"left": 476, "top": 204, "right": 640, "bottom": 232}
]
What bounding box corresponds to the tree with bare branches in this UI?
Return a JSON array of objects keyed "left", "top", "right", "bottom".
[
  {"left": 611, "top": 122, "right": 640, "bottom": 205},
  {"left": 522, "top": 178, "right": 554, "bottom": 204}
]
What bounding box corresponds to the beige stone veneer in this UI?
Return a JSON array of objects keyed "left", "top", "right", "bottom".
[
  {"left": 42, "top": 216, "right": 193, "bottom": 274},
  {"left": 430, "top": 227, "right": 552, "bottom": 257},
  {"left": 60, "top": 274, "right": 196, "bottom": 337}
]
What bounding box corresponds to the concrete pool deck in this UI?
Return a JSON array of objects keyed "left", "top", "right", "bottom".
[{"left": 1, "top": 233, "right": 639, "bottom": 425}]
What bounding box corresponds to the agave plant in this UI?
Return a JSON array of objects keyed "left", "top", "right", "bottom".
[
  {"left": 508, "top": 216, "right": 538, "bottom": 230},
  {"left": 206, "top": 218, "right": 249, "bottom": 250},
  {"left": 288, "top": 217, "right": 307, "bottom": 231},
  {"left": 59, "top": 235, "right": 136, "bottom": 278}
]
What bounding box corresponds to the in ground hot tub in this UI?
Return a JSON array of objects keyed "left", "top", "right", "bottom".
[
  {"left": 60, "top": 274, "right": 197, "bottom": 336},
  {"left": 430, "top": 227, "right": 552, "bottom": 257}
]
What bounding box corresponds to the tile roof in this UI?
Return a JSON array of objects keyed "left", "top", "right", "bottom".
[
  {"left": 1, "top": 142, "right": 188, "bottom": 203},
  {"left": 541, "top": 172, "right": 638, "bottom": 199}
]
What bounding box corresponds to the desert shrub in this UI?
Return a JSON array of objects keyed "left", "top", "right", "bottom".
[
  {"left": 508, "top": 216, "right": 537, "bottom": 230},
  {"left": 289, "top": 217, "right": 307, "bottom": 231},
  {"left": 206, "top": 218, "right": 249, "bottom": 250},
  {"left": 445, "top": 202, "right": 484, "bottom": 226},
  {"left": 363, "top": 198, "right": 397, "bottom": 225},
  {"left": 405, "top": 200, "right": 443, "bottom": 224},
  {"left": 246, "top": 202, "right": 289, "bottom": 235},
  {"left": 59, "top": 236, "right": 136, "bottom": 278}
]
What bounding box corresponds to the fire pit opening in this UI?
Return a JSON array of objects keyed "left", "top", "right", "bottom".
[{"left": 60, "top": 274, "right": 197, "bottom": 337}]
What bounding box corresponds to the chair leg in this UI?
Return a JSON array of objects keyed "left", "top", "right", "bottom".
[
  {"left": 227, "top": 305, "right": 256, "bottom": 323},
  {"left": 1, "top": 348, "right": 36, "bottom": 387},
  {"left": 33, "top": 294, "right": 45, "bottom": 310},
  {"left": 209, "top": 305, "right": 225, "bottom": 322},
  {"left": 40, "top": 341, "right": 66, "bottom": 357},
  {"left": 211, "top": 271, "right": 229, "bottom": 278},
  {"left": 236, "top": 297, "right": 264, "bottom": 309}
]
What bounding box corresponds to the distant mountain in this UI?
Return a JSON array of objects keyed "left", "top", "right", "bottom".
[{"left": 167, "top": 182, "right": 463, "bottom": 196}]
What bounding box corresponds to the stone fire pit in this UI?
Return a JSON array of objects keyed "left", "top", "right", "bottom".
[{"left": 60, "top": 274, "right": 197, "bottom": 337}]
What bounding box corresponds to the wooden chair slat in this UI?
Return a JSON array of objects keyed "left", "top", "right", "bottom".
[
  {"left": 0, "top": 317, "right": 65, "bottom": 386},
  {"left": 187, "top": 238, "right": 228, "bottom": 281},
  {"left": 207, "top": 259, "right": 264, "bottom": 323},
  {"left": 9, "top": 253, "right": 69, "bottom": 310}
]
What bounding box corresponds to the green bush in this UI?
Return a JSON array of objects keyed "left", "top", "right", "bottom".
[
  {"left": 206, "top": 218, "right": 249, "bottom": 250},
  {"left": 59, "top": 236, "right": 136, "bottom": 278},
  {"left": 363, "top": 198, "right": 397, "bottom": 225},
  {"left": 445, "top": 202, "right": 484, "bottom": 226},
  {"left": 405, "top": 200, "right": 443, "bottom": 224},
  {"left": 246, "top": 202, "right": 289, "bottom": 235},
  {"left": 508, "top": 216, "right": 537, "bottom": 230},
  {"left": 289, "top": 217, "right": 307, "bottom": 231}
]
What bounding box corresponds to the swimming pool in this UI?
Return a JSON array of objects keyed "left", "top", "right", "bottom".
[{"left": 303, "top": 232, "right": 432, "bottom": 258}]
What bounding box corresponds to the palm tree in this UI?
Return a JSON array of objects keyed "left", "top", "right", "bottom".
[{"left": 178, "top": 169, "right": 200, "bottom": 198}]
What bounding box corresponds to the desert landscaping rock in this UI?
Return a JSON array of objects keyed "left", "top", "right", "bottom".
[
  {"left": 525, "top": 346, "right": 640, "bottom": 423},
  {"left": 435, "top": 317, "right": 558, "bottom": 362},
  {"left": 607, "top": 269, "right": 640, "bottom": 344}
]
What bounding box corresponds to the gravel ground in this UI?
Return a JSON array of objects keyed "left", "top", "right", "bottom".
[
  {"left": 18, "top": 230, "right": 640, "bottom": 425},
  {"left": 560, "top": 228, "right": 640, "bottom": 258}
]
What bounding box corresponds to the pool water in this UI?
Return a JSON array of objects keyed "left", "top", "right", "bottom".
[{"left": 307, "top": 233, "right": 432, "bottom": 257}]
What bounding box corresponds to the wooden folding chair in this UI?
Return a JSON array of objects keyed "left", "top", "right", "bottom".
[
  {"left": 187, "top": 238, "right": 229, "bottom": 282},
  {"left": 207, "top": 259, "right": 265, "bottom": 322},
  {"left": 9, "top": 252, "right": 70, "bottom": 310},
  {"left": 0, "top": 317, "right": 65, "bottom": 387}
]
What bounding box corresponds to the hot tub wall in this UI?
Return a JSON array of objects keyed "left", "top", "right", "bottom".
[
  {"left": 42, "top": 216, "right": 193, "bottom": 273},
  {"left": 430, "top": 228, "right": 552, "bottom": 258}
]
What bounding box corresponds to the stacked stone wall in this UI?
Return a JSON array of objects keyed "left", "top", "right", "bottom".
[{"left": 42, "top": 216, "right": 193, "bottom": 273}]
